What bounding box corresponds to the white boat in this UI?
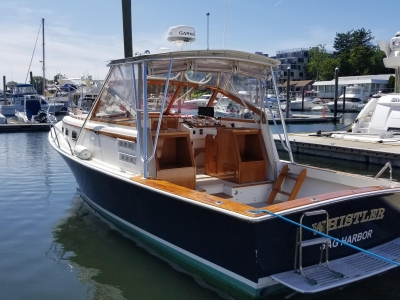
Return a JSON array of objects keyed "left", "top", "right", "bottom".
[
  {"left": 354, "top": 92, "right": 385, "bottom": 112},
  {"left": 286, "top": 90, "right": 323, "bottom": 111},
  {"left": 49, "top": 49, "right": 400, "bottom": 298},
  {"left": 326, "top": 85, "right": 367, "bottom": 112},
  {"left": 15, "top": 95, "right": 56, "bottom": 123},
  {"left": 0, "top": 84, "right": 64, "bottom": 116},
  {"left": 336, "top": 32, "right": 400, "bottom": 143},
  {"left": 183, "top": 94, "right": 219, "bottom": 108}
]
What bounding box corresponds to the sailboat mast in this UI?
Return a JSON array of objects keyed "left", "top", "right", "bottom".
[{"left": 42, "top": 18, "right": 45, "bottom": 96}]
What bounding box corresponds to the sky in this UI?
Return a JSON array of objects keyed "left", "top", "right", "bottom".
[{"left": 1, "top": 0, "right": 399, "bottom": 84}]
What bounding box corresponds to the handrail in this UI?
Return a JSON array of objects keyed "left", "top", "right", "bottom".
[
  {"left": 375, "top": 161, "right": 392, "bottom": 181},
  {"left": 265, "top": 104, "right": 290, "bottom": 152},
  {"left": 49, "top": 122, "right": 74, "bottom": 155},
  {"left": 270, "top": 67, "right": 294, "bottom": 161}
]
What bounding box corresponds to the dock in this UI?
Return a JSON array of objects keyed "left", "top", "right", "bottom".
[
  {"left": 274, "top": 132, "right": 400, "bottom": 167},
  {"left": 0, "top": 122, "right": 51, "bottom": 133},
  {"left": 268, "top": 114, "right": 342, "bottom": 124}
]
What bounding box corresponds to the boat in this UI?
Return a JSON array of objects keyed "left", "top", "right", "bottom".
[
  {"left": 284, "top": 90, "right": 324, "bottom": 111},
  {"left": 264, "top": 89, "right": 285, "bottom": 105},
  {"left": 326, "top": 85, "right": 367, "bottom": 112},
  {"left": 0, "top": 84, "right": 64, "bottom": 116},
  {"left": 49, "top": 49, "right": 400, "bottom": 298},
  {"left": 48, "top": 75, "right": 103, "bottom": 112},
  {"left": 354, "top": 92, "right": 385, "bottom": 112},
  {"left": 183, "top": 94, "right": 221, "bottom": 109},
  {"left": 15, "top": 95, "right": 56, "bottom": 123},
  {"left": 333, "top": 32, "right": 400, "bottom": 143}
]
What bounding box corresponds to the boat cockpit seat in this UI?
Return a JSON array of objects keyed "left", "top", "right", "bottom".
[{"left": 266, "top": 165, "right": 307, "bottom": 204}]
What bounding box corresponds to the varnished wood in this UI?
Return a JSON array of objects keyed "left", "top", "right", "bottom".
[
  {"left": 90, "top": 117, "right": 137, "bottom": 127},
  {"left": 210, "top": 127, "right": 267, "bottom": 184},
  {"left": 264, "top": 186, "right": 387, "bottom": 213},
  {"left": 85, "top": 128, "right": 137, "bottom": 142},
  {"left": 267, "top": 165, "right": 289, "bottom": 204},
  {"left": 267, "top": 165, "right": 307, "bottom": 204},
  {"left": 194, "top": 147, "right": 205, "bottom": 158},
  {"left": 130, "top": 175, "right": 260, "bottom": 217},
  {"left": 288, "top": 169, "right": 307, "bottom": 201},
  {"left": 205, "top": 135, "right": 218, "bottom": 174},
  {"left": 130, "top": 176, "right": 389, "bottom": 218},
  {"left": 152, "top": 130, "right": 195, "bottom": 189},
  {"left": 157, "top": 167, "right": 195, "bottom": 189}
]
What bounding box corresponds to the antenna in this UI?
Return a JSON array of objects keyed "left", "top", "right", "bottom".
[{"left": 167, "top": 25, "right": 196, "bottom": 51}]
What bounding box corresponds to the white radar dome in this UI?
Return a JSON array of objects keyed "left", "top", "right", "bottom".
[{"left": 167, "top": 25, "right": 195, "bottom": 51}]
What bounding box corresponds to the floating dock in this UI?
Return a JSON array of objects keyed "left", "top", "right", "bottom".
[
  {"left": 274, "top": 132, "right": 400, "bottom": 167},
  {"left": 0, "top": 121, "right": 51, "bottom": 133}
]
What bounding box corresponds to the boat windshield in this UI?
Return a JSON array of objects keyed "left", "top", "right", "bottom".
[
  {"left": 14, "top": 85, "right": 36, "bottom": 96},
  {"left": 90, "top": 52, "right": 275, "bottom": 125}
]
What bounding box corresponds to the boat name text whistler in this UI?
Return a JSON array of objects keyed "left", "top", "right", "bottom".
[{"left": 311, "top": 208, "right": 385, "bottom": 234}]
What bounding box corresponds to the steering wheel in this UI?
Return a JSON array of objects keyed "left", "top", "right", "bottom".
[{"left": 189, "top": 115, "right": 216, "bottom": 126}]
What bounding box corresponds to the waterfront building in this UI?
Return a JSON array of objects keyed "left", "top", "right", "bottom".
[{"left": 312, "top": 74, "right": 393, "bottom": 99}]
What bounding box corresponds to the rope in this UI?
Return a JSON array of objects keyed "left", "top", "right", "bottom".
[{"left": 257, "top": 209, "right": 400, "bottom": 267}]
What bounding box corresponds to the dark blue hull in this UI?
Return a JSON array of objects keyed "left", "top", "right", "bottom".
[{"left": 61, "top": 154, "right": 400, "bottom": 297}]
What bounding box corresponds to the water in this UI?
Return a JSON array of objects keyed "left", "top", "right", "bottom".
[{"left": 0, "top": 126, "right": 399, "bottom": 300}]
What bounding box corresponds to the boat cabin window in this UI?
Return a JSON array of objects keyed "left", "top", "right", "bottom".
[
  {"left": 71, "top": 131, "right": 77, "bottom": 141},
  {"left": 65, "top": 128, "right": 69, "bottom": 136}
]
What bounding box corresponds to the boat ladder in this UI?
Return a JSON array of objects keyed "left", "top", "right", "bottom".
[{"left": 294, "top": 210, "right": 343, "bottom": 285}]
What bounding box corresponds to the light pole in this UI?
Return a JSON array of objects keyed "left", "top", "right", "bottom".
[{"left": 206, "top": 12, "right": 210, "bottom": 50}]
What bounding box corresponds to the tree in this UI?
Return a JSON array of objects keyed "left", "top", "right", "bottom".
[
  {"left": 53, "top": 73, "right": 63, "bottom": 84},
  {"left": 333, "top": 28, "right": 388, "bottom": 77},
  {"left": 333, "top": 28, "right": 374, "bottom": 53},
  {"left": 307, "top": 45, "right": 337, "bottom": 80},
  {"left": 388, "top": 75, "right": 395, "bottom": 89},
  {"left": 368, "top": 46, "right": 394, "bottom": 75},
  {"left": 6, "top": 81, "right": 17, "bottom": 90},
  {"left": 31, "top": 76, "right": 44, "bottom": 94}
]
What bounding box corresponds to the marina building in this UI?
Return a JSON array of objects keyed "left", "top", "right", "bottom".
[{"left": 312, "top": 74, "right": 393, "bottom": 99}]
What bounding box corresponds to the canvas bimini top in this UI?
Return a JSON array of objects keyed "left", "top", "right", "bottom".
[{"left": 107, "top": 49, "right": 280, "bottom": 79}]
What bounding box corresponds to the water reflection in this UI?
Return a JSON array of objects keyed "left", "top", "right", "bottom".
[{"left": 50, "top": 195, "right": 224, "bottom": 300}]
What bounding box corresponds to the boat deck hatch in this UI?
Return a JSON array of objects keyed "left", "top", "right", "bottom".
[{"left": 271, "top": 237, "right": 400, "bottom": 294}]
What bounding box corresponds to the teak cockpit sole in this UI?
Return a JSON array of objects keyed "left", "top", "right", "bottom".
[{"left": 130, "top": 176, "right": 388, "bottom": 217}]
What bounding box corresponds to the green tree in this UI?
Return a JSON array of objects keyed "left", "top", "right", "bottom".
[
  {"left": 333, "top": 28, "right": 382, "bottom": 77},
  {"left": 368, "top": 46, "right": 394, "bottom": 75},
  {"left": 388, "top": 75, "right": 395, "bottom": 89},
  {"left": 31, "top": 76, "right": 44, "bottom": 94},
  {"left": 307, "top": 45, "right": 337, "bottom": 80}
]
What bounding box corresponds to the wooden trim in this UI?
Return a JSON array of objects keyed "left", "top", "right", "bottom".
[
  {"left": 129, "top": 177, "right": 392, "bottom": 218},
  {"left": 165, "top": 85, "right": 183, "bottom": 112},
  {"left": 145, "top": 79, "right": 264, "bottom": 120},
  {"left": 130, "top": 175, "right": 259, "bottom": 217},
  {"left": 85, "top": 128, "right": 137, "bottom": 142},
  {"left": 264, "top": 186, "right": 388, "bottom": 213},
  {"left": 219, "top": 117, "right": 257, "bottom": 123},
  {"left": 90, "top": 117, "right": 137, "bottom": 127}
]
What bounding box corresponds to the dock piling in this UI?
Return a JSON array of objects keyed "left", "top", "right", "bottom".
[{"left": 334, "top": 67, "right": 339, "bottom": 122}]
